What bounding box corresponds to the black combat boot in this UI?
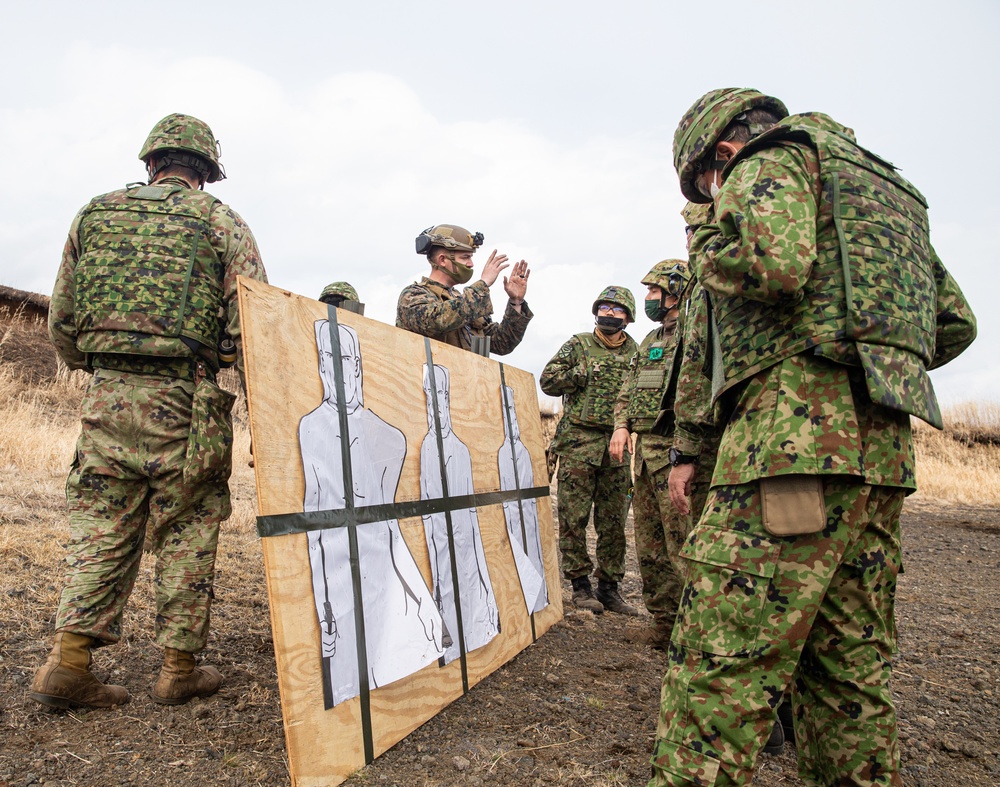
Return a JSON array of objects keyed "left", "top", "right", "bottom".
[
  {"left": 570, "top": 576, "right": 604, "bottom": 613},
  {"left": 762, "top": 718, "right": 785, "bottom": 755},
  {"left": 595, "top": 579, "right": 639, "bottom": 616},
  {"left": 777, "top": 697, "right": 795, "bottom": 747}
]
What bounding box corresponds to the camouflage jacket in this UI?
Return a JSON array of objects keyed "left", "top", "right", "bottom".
[
  {"left": 613, "top": 321, "right": 679, "bottom": 475},
  {"left": 691, "top": 117, "right": 975, "bottom": 489},
  {"left": 613, "top": 322, "right": 679, "bottom": 435},
  {"left": 691, "top": 113, "right": 976, "bottom": 429},
  {"left": 49, "top": 176, "right": 267, "bottom": 380},
  {"left": 541, "top": 330, "right": 637, "bottom": 465},
  {"left": 671, "top": 279, "right": 720, "bottom": 459},
  {"left": 395, "top": 277, "right": 532, "bottom": 355}
]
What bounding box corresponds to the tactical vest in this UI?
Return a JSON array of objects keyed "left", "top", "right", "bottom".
[
  {"left": 563, "top": 332, "right": 636, "bottom": 431},
  {"left": 73, "top": 182, "right": 225, "bottom": 362},
  {"left": 624, "top": 326, "right": 681, "bottom": 434},
  {"left": 713, "top": 112, "right": 942, "bottom": 426}
]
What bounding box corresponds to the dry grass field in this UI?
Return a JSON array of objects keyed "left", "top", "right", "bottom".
[{"left": 1, "top": 312, "right": 998, "bottom": 786}]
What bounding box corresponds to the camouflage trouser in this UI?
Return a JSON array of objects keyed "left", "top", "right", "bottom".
[
  {"left": 632, "top": 458, "right": 686, "bottom": 626},
  {"left": 650, "top": 478, "right": 905, "bottom": 787},
  {"left": 556, "top": 455, "right": 630, "bottom": 583},
  {"left": 633, "top": 436, "right": 722, "bottom": 628},
  {"left": 55, "top": 370, "right": 235, "bottom": 653}
]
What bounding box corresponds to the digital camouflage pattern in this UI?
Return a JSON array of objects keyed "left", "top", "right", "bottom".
[
  {"left": 652, "top": 99, "right": 977, "bottom": 786},
  {"left": 55, "top": 371, "right": 234, "bottom": 652},
  {"left": 542, "top": 331, "right": 638, "bottom": 434},
  {"left": 672, "top": 88, "right": 788, "bottom": 204},
  {"left": 48, "top": 172, "right": 266, "bottom": 657},
  {"left": 613, "top": 320, "right": 686, "bottom": 623},
  {"left": 614, "top": 324, "right": 681, "bottom": 441},
  {"left": 542, "top": 330, "right": 637, "bottom": 582},
  {"left": 554, "top": 456, "right": 630, "bottom": 582},
  {"left": 591, "top": 285, "right": 637, "bottom": 321},
  {"left": 139, "top": 113, "right": 225, "bottom": 182},
  {"left": 641, "top": 259, "right": 690, "bottom": 298},
  {"left": 694, "top": 112, "right": 976, "bottom": 429},
  {"left": 71, "top": 182, "right": 224, "bottom": 361},
  {"left": 671, "top": 207, "right": 720, "bottom": 462},
  {"left": 319, "top": 281, "right": 360, "bottom": 303},
  {"left": 651, "top": 479, "right": 905, "bottom": 786},
  {"left": 395, "top": 277, "right": 532, "bottom": 355},
  {"left": 50, "top": 176, "right": 266, "bottom": 382},
  {"left": 629, "top": 436, "right": 683, "bottom": 627}
]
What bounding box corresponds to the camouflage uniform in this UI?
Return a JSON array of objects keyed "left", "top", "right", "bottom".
[
  {"left": 671, "top": 202, "right": 723, "bottom": 549},
  {"left": 650, "top": 98, "right": 977, "bottom": 786},
  {"left": 613, "top": 320, "right": 682, "bottom": 626},
  {"left": 395, "top": 277, "right": 532, "bottom": 355},
  {"left": 48, "top": 176, "right": 267, "bottom": 654},
  {"left": 542, "top": 330, "right": 637, "bottom": 582}
]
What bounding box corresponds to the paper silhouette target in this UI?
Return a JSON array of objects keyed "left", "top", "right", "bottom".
[
  {"left": 238, "top": 278, "right": 562, "bottom": 787},
  {"left": 419, "top": 363, "right": 500, "bottom": 665},
  {"left": 299, "top": 321, "right": 444, "bottom": 707},
  {"left": 498, "top": 384, "right": 548, "bottom": 615}
]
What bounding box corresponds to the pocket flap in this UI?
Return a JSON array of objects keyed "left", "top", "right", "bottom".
[{"left": 680, "top": 525, "right": 780, "bottom": 580}]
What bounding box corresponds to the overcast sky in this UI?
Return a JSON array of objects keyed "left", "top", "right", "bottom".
[{"left": 2, "top": 0, "right": 996, "bottom": 411}]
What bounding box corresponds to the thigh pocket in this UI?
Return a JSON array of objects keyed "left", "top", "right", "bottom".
[
  {"left": 674, "top": 525, "right": 781, "bottom": 657},
  {"left": 184, "top": 378, "right": 237, "bottom": 486}
]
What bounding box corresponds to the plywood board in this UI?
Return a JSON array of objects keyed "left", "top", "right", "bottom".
[{"left": 238, "top": 277, "right": 562, "bottom": 786}]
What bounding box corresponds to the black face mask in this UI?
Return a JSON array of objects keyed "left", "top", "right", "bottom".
[{"left": 595, "top": 315, "right": 625, "bottom": 334}]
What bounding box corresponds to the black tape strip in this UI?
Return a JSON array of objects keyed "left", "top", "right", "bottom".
[
  {"left": 499, "top": 364, "right": 537, "bottom": 641},
  {"left": 327, "top": 308, "right": 374, "bottom": 764},
  {"left": 256, "top": 486, "right": 551, "bottom": 538},
  {"left": 424, "top": 339, "right": 469, "bottom": 694}
]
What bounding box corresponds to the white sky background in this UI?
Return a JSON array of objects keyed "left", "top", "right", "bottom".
[{"left": 1, "top": 0, "right": 996, "bottom": 411}]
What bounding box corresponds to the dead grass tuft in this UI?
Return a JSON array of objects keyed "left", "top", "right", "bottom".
[{"left": 912, "top": 402, "right": 1000, "bottom": 505}]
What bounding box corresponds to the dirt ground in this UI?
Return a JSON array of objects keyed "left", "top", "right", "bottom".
[{"left": 2, "top": 477, "right": 998, "bottom": 786}]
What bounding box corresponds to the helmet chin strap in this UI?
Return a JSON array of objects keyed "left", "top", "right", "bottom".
[{"left": 430, "top": 252, "right": 457, "bottom": 277}]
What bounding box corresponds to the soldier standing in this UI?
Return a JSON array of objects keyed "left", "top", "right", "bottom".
[
  {"left": 396, "top": 225, "right": 531, "bottom": 355},
  {"left": 541, "top": 287, "right": 639, "bottom": 615},
  {"left": 31, "top": 113, "right": 267, "bottom": 709},
  {"left": 609, "top": 261, "right": 689, "bottom": 644},
  {"left": 649, "top": 88, "right": 977, "bottom": 786}
]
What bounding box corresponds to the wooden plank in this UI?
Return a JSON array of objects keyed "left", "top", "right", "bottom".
[{"left": 237, "top": 277, "right": 562, "bottom": 786}]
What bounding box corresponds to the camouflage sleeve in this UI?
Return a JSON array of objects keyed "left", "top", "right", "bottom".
[
  {"left": 210, "top": 203, "right": 267, "bottom": 381},
  {"left": 47, "top": 210, "right": 90, "bottom": 371},
  {"left": 691, "top": 144, "right": 821, "bottom": 305},
  {"left": 672, "top": 283, "right": 716, "bottom": 456},
  {"left": 612, "top": 350, "right": 638, "bottom": 431},
  {"left": 396, "top": 280, "right": 494, "bottom": 336},
  {"left": 539, "top": 335, "right": 586, "bottom": 396},
  {"left": 927, "top": 245, "right": 977, "bottom": 369},
  {"left": 482, "top": 299, "right": 533, "bottom": 356}
]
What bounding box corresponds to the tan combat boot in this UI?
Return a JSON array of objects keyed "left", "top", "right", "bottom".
[
  {"left": 152, "top": 648, "right": 223, "bottom": 705},
  {"left": 29, "top": 631, "right": 130, "bottom": 709},
  {"left": 570, "top": 576, "right": 604, "bottom": 613},
  {"left": 595, "top": 579, "right": 640, "bottom": 616}
]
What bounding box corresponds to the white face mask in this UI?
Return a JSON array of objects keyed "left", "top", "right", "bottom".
[{"left": 708, "top": 169, "right": 722, "bottom": 199}]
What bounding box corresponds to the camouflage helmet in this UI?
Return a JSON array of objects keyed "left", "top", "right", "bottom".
[
  {"left": 681, "top": 201, "right": 712, "bottom": 229},
  {"left": 673, "top": 88, "right": 788, "bottom": 203},
  {"left": 415, "top": 224, "right": 484, "bottom": 255},
  {"left": 591, "top": 285, "right": 636, "bottom": 322},
  {"left": 642, "top": 259, "right": 689, "bottom": 298},
  {"left": 319, "top": 282, "right": 360, "bottom": 304},
  {"left": 139, "top": 113, "right": 225, "bottom": 183}
]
